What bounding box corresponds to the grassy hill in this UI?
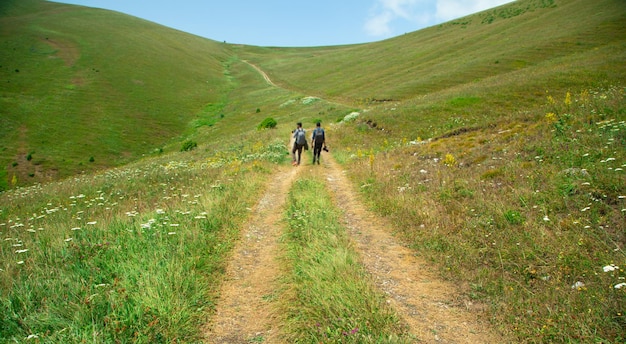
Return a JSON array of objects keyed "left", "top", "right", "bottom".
[
  {"left": 0, "top": 0, "right": 232, "bottom": 187},
  {"left": 0, "top": 0, "right": 625, "bottom": 342}
]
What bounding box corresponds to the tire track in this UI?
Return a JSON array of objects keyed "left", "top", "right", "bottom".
[
  {"left": 204, "top": 166, "right": 298, "bottom": 343},
  {"left": 322, "top": 155, "right": 509, "bottom": 343}
]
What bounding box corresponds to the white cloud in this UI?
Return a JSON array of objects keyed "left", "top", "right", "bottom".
[
  {"left": 364, "top": 0, "right": 421, "bottom": 36},
  {"left": 364, "top": 0, "right": 514, "bottom": 38},
  {"left": 436, "top": 0, "right": 514, "bottom": 21}
]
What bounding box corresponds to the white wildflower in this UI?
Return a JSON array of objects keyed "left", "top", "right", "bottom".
[
  {"left": 614, "top": 283, "right": 626, "bottom": 289},
  {"left": 603, "top": 264, "right": 619, "bottom": 272},
  {"left": 571, "top": 281, "right": 585, "bottom": 289}
]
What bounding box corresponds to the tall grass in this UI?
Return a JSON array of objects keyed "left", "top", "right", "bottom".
[
  {"left": 278, "top": 176, "right": 413, "bottom": 343},
  {"left": 341, "top": 86, "right": 625, "bottom": 342},
  {"left": 0, "top": 140, "right": 286, "bottom": 342}
]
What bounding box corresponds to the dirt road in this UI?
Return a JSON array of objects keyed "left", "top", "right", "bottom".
[{"left": 204, "top": 153, "right": 506, "bottom": 343}]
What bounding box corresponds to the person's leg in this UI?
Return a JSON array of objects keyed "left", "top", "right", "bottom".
[
  {"left": 296, "top": 145, "right": 303, "bottom": 165},
  {"left": 292, "top": 143, "right": 298, "bottom": 165},
  {"left": 314, "top": 144, "right": 322, "bottom": 164},
  {"left": 313, "top": 145, "right": 320, "bottom": 164}
]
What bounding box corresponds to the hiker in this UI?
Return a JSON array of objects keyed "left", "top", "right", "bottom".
[
  {"left": 292, "top": 122, "right": 307, "bottom": 166},
  {"left": 311, "top": 122, "right": 325, "bottom": 165}
]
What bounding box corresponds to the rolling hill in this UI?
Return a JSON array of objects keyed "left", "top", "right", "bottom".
[
  {"left": 1, "top": 0, "right": 232, "bottom": 186},
  {"left": 1, "top": 0, "right": 624, "bottom": 189},
  {"left": 0, "top": 0, "right": 625, "bottom": 341}
]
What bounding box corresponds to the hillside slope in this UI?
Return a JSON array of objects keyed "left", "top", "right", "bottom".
[
  {"left": 0, "top": 0, "right": 232, "bottom": 186},
  {"left": 239, "top": 0, "right": 626, "bottom": 105}
]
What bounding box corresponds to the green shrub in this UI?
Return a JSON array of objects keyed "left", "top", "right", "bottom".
[
  {"left": 258, "top": 117, "right": 277, "bottom": 130},
  {"left": 181, "top": 140, "right": 197, "bottom": 152}
]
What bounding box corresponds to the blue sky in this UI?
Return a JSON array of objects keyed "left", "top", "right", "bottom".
[{"left": 52, "top": 0, "right": 515, "bottom": 47}]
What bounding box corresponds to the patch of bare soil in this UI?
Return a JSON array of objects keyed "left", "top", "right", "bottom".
[
  {"left": 322, "top": 155, "right": 509, "bottom": 343},
  {"left": 204, "top": 165, "right": 299, "bottom": 343},
  {"left": 43, "top": 37, "right": 79, "bottom": 67}
]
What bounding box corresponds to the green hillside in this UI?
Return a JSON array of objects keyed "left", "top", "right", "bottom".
[
  {"left": 0, "top": 0, "right": 232, "bottom": 186},
  {"left": 0, "top": 0, "right": 625, "bottom": 342}
]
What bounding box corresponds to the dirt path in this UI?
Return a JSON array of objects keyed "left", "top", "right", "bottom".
[
  {"left": 205, "top": 61, "right": 508, "bottom": 342},
  {"left": 204, "top": 153, "right": 507, "bottom": 343},
  {"left": 242, "top": 60, "right": 277, "bottom": 87},
  {"left": 204, "top": 165, "right": 298, "bottom": 343},
  {"left": 322, "top": 155, "right": 507, "bottom": 343}
]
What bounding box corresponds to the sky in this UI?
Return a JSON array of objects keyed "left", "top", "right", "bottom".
[{"left": 52, "top": 0, "right": 515, "bottom": 47}]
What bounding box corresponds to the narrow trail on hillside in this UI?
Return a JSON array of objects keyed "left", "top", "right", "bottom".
[
  {"left": 204, "top": 165, "right": 298, "bottom": 343},
  {"left": 242, "top": 60, "right": 277, "bottom": 87}
]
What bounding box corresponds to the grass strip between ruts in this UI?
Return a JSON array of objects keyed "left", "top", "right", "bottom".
[{"left": 278, "top": 175, "right": 413, "bottom": 343}]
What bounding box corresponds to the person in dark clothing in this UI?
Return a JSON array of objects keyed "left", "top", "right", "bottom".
[
  {"left": 311, "top": 122, "right": 325, "bottom": 165},
  {"left": 292, "top": 122, "right": 306, "bottom": 166}
]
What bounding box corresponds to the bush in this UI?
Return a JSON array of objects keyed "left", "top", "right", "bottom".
[
  {"left": 258, "top": 117, "right": 277, "bottom": 130},
  {"left": 181, "top": 140, "right": 197, "bottom": 152}
]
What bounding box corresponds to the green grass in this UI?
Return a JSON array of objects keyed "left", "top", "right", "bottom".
[
  {"left": 0, "top": 141, "right": 284, "bottom": 342},
  {"left": 0, "top": 0, "right": 232, "bottom": 184},
  {"left": 279, "top": 176, "right": 412, "bottom": 343},
  {"left": 342, "top": 86, "right": 626, "bottom": 342},
  {"left": 1, "top": 0, "right": 625, "bottom": 341}
]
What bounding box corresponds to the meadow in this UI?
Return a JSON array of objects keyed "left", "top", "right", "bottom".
[
  {"left": 1, "top": 0, "right": 625, "bottom": 342},
  {"left": 0, "top": 134, "right": 288, "bottom": 342}
]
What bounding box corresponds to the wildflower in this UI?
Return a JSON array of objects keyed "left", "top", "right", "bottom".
[
  {"left": 71, "top": 227, "right": 80, "bottom": 231},
  {"left": 571, "top": 281, "right": 585, "bottom": 290},
  {"left": 564, "top": 92, "right": 572, "bottom": 106},
  {"left": 156, "top": 209, "right": 166, "bottom": 214},
  {"left": 87, "top": 221, "right": 97, "bottom": 225},
  {"left": 603, "top": 264, "right": 619, "bottom": 272},
  {"left": 168, "top": 232, "right": 176, "bottom": 235},
  {"left": 170, "top": 223, "right": 180, "bottom": 227},
  {"left": 444, "top": 154, "right": 456, "bottom": 166},
  {"left": 15, "top": 249, "right": 28, "bottom": 253},
  {"left": 615, "top": 283, "right": 626, "bottom": 289},
  {"left": 65, "top": 238, "right": 73, "bottom": 242},
  {"left": 543, "top": 216, "right": 550, "bottom": 222},
  {"left": 545, "top": 112, "right": 557, "bottom": 122},
  {"left": 17, "top": 261, "right": 24, "bottom": 264}
]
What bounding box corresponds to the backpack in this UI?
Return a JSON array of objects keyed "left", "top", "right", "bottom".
[
  {"left": 295, "top": 128, "right": 306, "bottom": 145},
  {"left": 313, "top": 127, "right": 325, "bottom": 142}
]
